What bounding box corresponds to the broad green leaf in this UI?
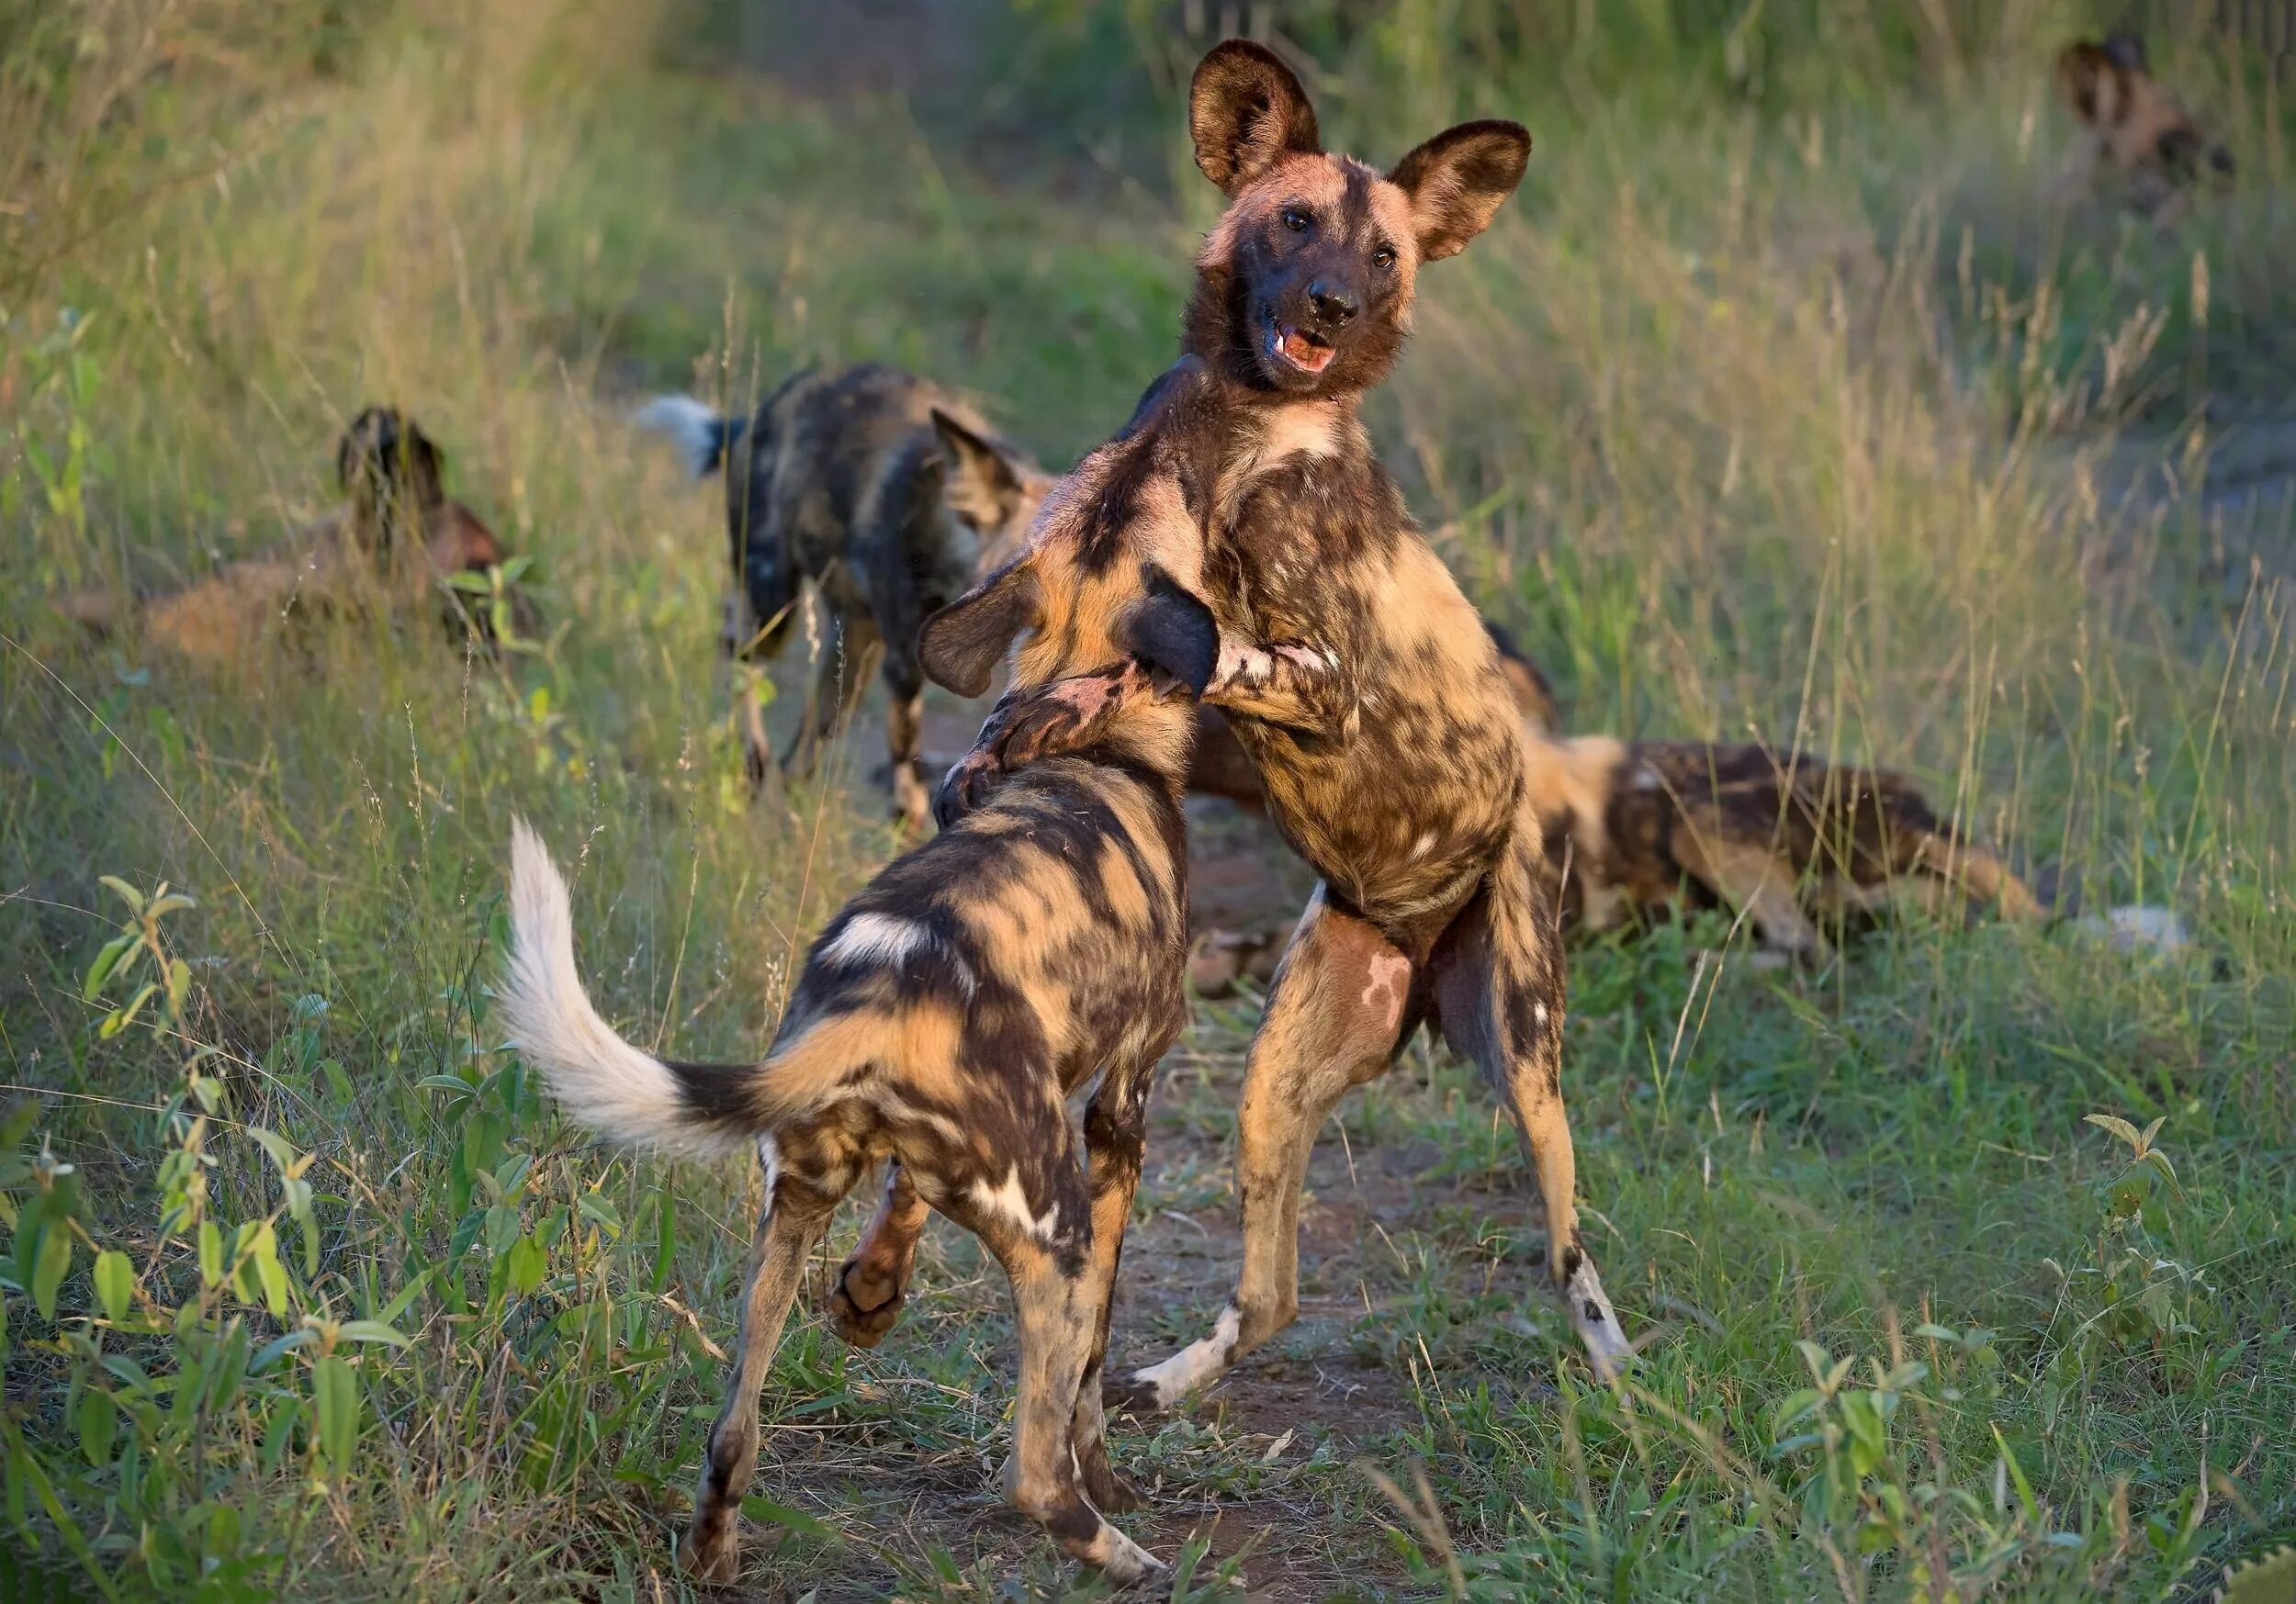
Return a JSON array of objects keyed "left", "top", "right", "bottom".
[
  {"left": 164, "top": 958, "right": 191, "bottom": 1016},
  {"left": 336, "top": 1320, "right": 411, "bottom": 1348},
  {"left": 197, "top": 1220, "right": 223, "bottom": 1287},
  {"left": 248, "top": 1128, "right": 298, "bottom": 1176},
  {"left": 32, "top": 1227, "right": 71, "bottom": 1319},
  {"left": 249, "top": 1329, "right": 315, "bottom": 1374},
  {"left": 76, "top": 1387, "right": 117, "bottom": 1467},
  {"left": 505, "top": 1235, "right": 546, "bottom": 1297},
  {"left": 82, "top": 933, "right": 137, "bottom": 1002},
  {"left": 445, "top": 570, "right": 493, "bottom": 595},
  {"left": 99, "top": 981, "right": 157, "bottom": 1038},
  {"left": 93, "top": 1250, "right": 133, "bottom": 1323},
  {"left": 251, "top": 1222, "right": 288, "bottom": 1318},
  {"left": 97, "top": 876, "right": 145, "bottom": 915},
  {"left": 314, "top": 1354, "right": 358, "bottom": 1476},
  {"left": 2085, "top": 1113, "right": 2143, "bottom": 1150},
  {"left": 484, "top": 1205, "right": 521, "bottom": 1257}
]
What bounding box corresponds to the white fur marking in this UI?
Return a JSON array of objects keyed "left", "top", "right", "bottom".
[
  {"left": 1411, "top": 830, "right": 1438, "bottom": 859},
  {"left": 971, "top": 1165, "right": 1059, "bottom": 1243},
  {"left": 498, "top": 820, "right": 749, "bottom": 1158},
  {"left": 1128, "top": 1305, "right": 1241, "bottom": 1407},
  {"left": 822, "top": 913, "right": 934, "bottom": 970}
]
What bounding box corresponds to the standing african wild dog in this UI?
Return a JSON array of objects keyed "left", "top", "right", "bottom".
[
  {"left": 1521, "top": 729, "right": 2046, "bottom": 962},
  {"left": 499, "top": 365, "right": 1231, "bottom": 1585},
  {"left": 2056, "top": 33, "right": 2233, "bottom": 217},
  {"left": 830, "top": 39, "right": 1636, "bottom": 1402},
  {"left": 636, "top": 366, "right": 1055, "bottom": 827}
]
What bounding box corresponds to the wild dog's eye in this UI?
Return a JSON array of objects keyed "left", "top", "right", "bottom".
[
  {"left": 1280, "top": 207, "right": 1311, "bottom": 233},
  {"left": 1372, "top": 244, "right": 1397, "bottom": 271}
]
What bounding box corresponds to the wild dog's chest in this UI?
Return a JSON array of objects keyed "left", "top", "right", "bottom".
[{"left": 1206, "top": 453, "right": 1395, "bottom": 640}]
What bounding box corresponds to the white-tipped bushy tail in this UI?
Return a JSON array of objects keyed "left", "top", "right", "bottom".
[
  {"left": 499, "top": 820, "right": 752, "bottom": 1157},
  {"left": 630, "top": 395, "right": 742, "bottom": 479}
]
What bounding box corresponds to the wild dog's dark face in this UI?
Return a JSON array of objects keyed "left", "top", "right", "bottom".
[
  {"left": 1184, "top": 40, "right": 1530, "bottom": 398},
  {"left": 337, "top": 405, "right": 445, "bottom": 540},
  {"left": 2058, "top": 34, "right": 2234, "bottom": 194}
]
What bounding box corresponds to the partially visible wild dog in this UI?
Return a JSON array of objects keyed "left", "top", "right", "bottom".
[
  {"left": 834, "top": 41, "right": 1635, "bottom": 1401},
  {"left": 2057, "top": 34, "right": 2233, "bottom": 217},
  {"left": 1520, "top": 729, "right": 2046, "bottom": 964},
  {"left": 636, "top": 365, "right": 1055, "bottom": 828},
  {"left": 51, "top": 406, "right": 536, "bottom": 666},
  {"left": 500, "top": 367, "right": 1227, "bottom": 1586}
]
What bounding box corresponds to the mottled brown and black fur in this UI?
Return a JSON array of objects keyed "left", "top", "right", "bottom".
[
  {"left": 832, "top": 40, "right": 1634, "bottom": 1404},
  {"left": 500, "top": 369, "right": 1227, "bottom": 1587},
  {"left": 1523, "top": 730, "right": 2046, "bottom": 963},
  {"left": 638, "top": 365, "right": 1054, "bottom": 827},
  {"left": 51, "top": 406, "right": 535, "bottom": 666},
  {"left": 2057, "top": 34, "right": 2233, "bottom": 217}
]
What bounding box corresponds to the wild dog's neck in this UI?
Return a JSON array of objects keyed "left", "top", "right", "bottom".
[{"left": 1198, "top": 371, "right": 1367, "bottom": 494}]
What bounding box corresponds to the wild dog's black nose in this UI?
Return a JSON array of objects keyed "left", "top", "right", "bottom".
[
  {"left": 2212, "top": 145, "right": 2235, "bottom": 176},
  {"left": 1308, "top": 280, "right": 1358, "bottom": 328}
]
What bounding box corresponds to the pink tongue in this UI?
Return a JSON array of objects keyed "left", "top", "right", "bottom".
[{"left": 1280, "top": 330, "right": 1334, "bottom": 372}]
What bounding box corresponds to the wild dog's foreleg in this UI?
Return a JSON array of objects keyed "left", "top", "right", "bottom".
[
  {"left": 1070, "top": 1046, "right": 1164, "bottom": 1512},
  {"left": 1203, "top": 637, "right": 1357, "bottom": 740},
  {"left": 1912, "top": 833, "right": 2045, "bottom": 922},
  {"left": 681, "top": 1171, "right": 837, "bottom": 1584},
  {"left": 1675, "top": 824, "right": 1831, "bottom": 964},
  {"left": 1430, "top": 839, "right": 1631, "bottom": 1381},
  {"left": 783, "top": 610, "right": 884, "bottom": 782},
  {"left": 934, "top": 662, "right": 1161, "bottom": 824},
  {"left": 827, "top": 1161, "right": 929, "bottom": 1349},
  {"left": 1119, "top": 887, "right": 1411, "bottom": 1411},
  {"left": 884, "top": 667, "right": 931, "bottom": 834}
]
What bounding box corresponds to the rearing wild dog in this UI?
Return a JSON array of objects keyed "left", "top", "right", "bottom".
[
  {"left": 835, "top": 40, "right": 1635, "bottom": 1402},
  {"left": 2056, "top": 33, "right": 2233, "bottom": 217},
  {"left": 497, "top": 367, "right": 1225, "bottom": 1586}
]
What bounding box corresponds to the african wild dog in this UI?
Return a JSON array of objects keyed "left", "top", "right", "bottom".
[
  {"left": 1521, "top": 729, "right": 2046, "bottom": 962},
  {"left": 2057, "top": 34, "right": 2233, "bottom": 217},
  {"left": 499, "top": 365, "right": 1228, "bottom": 1586},
  {"left": 828, "top": 40, "right": 1636, "bottom": 1401},
  {"left": 636, "top": 366, "right": 1055, "bottom": 827},
  {"left": 51, "top": 406, "right": 536, "bottom": 666}
]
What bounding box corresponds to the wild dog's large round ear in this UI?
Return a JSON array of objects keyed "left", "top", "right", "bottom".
[
  {"left": 337, "top": 406, "right": 384, "bottom": 493},
  {"left": 929, "top": 409, "right": 1026, "bottom": 533},
  {"left": 1388, "top": 120, "right": 1532, "bottom": 262},
  {"left": 1115, "top": 566, "right": 1219, "bottom": 697},
  {"left": 919, "top": 559, "right": 1042, "bottom": 698},
  {"left": 1189, "top": 39, "right": 1321, "bottom": 196},
  {"left": 400, "top": 418, "right": 445, "bottom": 502}
]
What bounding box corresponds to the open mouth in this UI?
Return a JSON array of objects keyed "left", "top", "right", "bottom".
[{"left": 1266, "top": 320, "right": 1335, "bottom": 376}]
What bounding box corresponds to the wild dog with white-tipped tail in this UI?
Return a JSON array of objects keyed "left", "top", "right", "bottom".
[{"left": 500, "top": 365, "right": 1226, "bottom": 1586}]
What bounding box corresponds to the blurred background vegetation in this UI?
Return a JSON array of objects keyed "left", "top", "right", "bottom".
[{"left": 1, "top": 1, "right": 2291, "bottom": 1598}]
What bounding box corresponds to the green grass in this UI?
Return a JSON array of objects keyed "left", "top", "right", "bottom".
[{"left": 3, "top": 1, "right": 2293, "bottom": 1598}]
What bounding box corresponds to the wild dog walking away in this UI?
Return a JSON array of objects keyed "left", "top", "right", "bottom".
[
  {"left": 1522, "top": 729, "right": 2046, "bottom": 962},
  {"left": 637, "top": 365, "right": 1055, "bottom": 827},
  {"left": 835, "top": 40, "right": 1635, "bottom": 1401},
  {"left": 2056, "top": 33, "right": 2233, "bottom": 216},
  {"left": 500, "top": 367, "right": 1228, "bottom": 1584},
  {"left": 51, "top": 406, "right": 535, "bottom": 667}
]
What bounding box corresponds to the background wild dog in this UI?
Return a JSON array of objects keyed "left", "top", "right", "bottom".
[
  {"left": 839, "top": 40, "right": 1635, "bottom": 1405},
  {"left": 499, "top": 366, "right": 1224, "bottom": 1587},
  {"left": 2057, "top": 33, "right": 2234, "bottom": 216},
  {"left": 51, "top": 405, "right": 536, "bottom": 667},
  {"left": 636, "top": 365, "right": 1055, "bottom": 827},
  {"left": 1521, "top": 729, "right": 2046, "bottom": 964}
]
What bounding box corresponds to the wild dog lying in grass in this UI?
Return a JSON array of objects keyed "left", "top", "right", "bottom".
[
  {"left": 833, "top": 41, "right": 1636, "bottom": 1402},
  {"left": 500, "top": 369, "right": 1224, "bottom": 1586},
  {"left": 1522, "top": 729, "right": 2046, "bottom": 963},
  {"left": 2057, "top": 34, "right": 2233, "bottom": 217},
  {"left": 636, "top": 366, "right": 1056, "bottom": 827},
  {"left": 51, "top": 406, "right": 536, "bottom": 666}
]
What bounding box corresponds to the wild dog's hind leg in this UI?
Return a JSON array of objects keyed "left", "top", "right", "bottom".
[
  {"left": 681, "top": 1163, "right": 838, "bottom": 1584},
  {"left": 947, "top": 1131, "right": 1160, "bottom": 1583},
  {"left": 827, "top": 1161, "right": 928, "bottom": 1348},
  {"left": 1120, "top": 887, "right": 1412, "bottom": 1411},
  {"left": 1430, "top": 831, "right": 1631, "bottom": 1380},
  {"left": 1676, "top": 825, "right": 1831, "bottom": 964},
  {"left": 1070, "top": 1045, "right": 1166, "bottom": 1512}
]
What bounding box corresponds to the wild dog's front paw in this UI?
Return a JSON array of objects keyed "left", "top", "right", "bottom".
[
  {"left": 1078, "top": 1455, "right": 1149, "bottom": 1515},
  {"left": 1210, "top": 640, "right": 1276, "bottom": 692}
]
